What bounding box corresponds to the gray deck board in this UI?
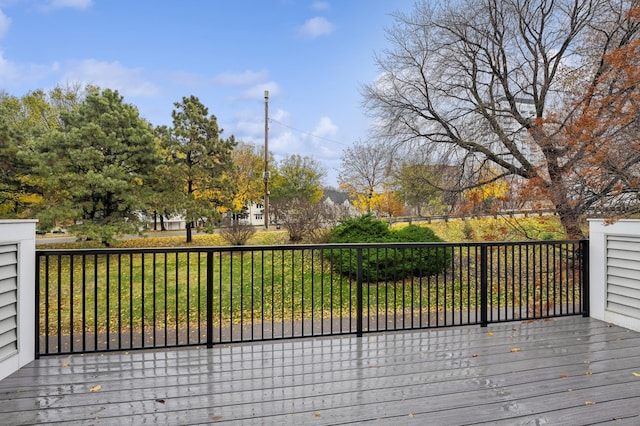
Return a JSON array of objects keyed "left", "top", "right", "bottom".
[{"left": 1, "top": 317, "right": 640, "bottom": 425}]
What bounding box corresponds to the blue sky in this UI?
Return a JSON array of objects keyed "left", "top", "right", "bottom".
[{"left": 0, "top": 0, "right": 417, "bottom": 186}]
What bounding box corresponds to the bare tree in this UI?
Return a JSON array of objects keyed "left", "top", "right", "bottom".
[
  {"left": 363, "top": 0, "right": 640, "bottom": 237},
  {"left": 278, "top": 198, "right": 336, "bottom": 243},
  {"left": 338, "top": 140, "right": 394, "bottom": 213}
]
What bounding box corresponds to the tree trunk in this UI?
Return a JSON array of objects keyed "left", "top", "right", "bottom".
[
  {"left": 153, "top": 210, "right": 158, "bottom": 231},
  {"left": 186, "top": 222, "right": 193, "bottom": 243},
  {"left": 556, "top": 205, "right": 584, "bottom": 239}
]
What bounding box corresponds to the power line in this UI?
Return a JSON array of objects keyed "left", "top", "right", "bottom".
[{"left": 268, "top": 117, "right": 350, "bottom": 147}]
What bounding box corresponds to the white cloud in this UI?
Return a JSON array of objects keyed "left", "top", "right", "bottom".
[
  {"left": 240, "top": 81, "right": 281, "bottom": 100},
  {"left": 312, "top": 1, "right": 330, "bottom": 11},
  {"left": 0, "top": 9, "right": 11, "bottom": 39},
  {"left": 312, "top": 116, "right": 338, "bottom": 138},
  {"left": 62, "top": 59, "right": 159, "bottom": 97},
  {"left": 297, "top": 16, "right": 334, "bottom": 39},
  {"left": 47, "top": 0, "right": 93, "bottom": 10},
  {"left": 214, "top": 69, "right": 268, "bottom": 87},
  {"left": 0, "top": 51, "right": 58, "bottom": 88}
]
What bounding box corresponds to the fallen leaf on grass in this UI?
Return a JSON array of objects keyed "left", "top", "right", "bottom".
[
  {"left": 510, "top": 348, "right": 521, "bottom": 353},
  {"left": 89, "top": 385, "right": 102, "bottom": 392}
]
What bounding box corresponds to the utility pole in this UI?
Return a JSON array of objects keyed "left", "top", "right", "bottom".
[{"left": 263, "top": 90, "right": 269, "bottom": 229}]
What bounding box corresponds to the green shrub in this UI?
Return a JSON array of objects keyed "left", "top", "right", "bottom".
[
  {"left": 329, "top": 213, "right": 391, "bottom": 243},
  {"left": 326, "top": 215, "right": 450, "bottom": 282}
]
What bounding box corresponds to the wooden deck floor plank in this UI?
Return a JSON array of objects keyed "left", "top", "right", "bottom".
[
  {"left": 3, "top": 338, "right": 638, "bottom": 408},
  {"left": 2, "top": 317, "right": 640, "bottom": 425},
  {"left": 3, "top": 345, "right": 640, "bottom": 424},
  {"left": 2, "top": 332, "right": 639, "bottom": 415},
  {"left": 4, "top": 333, "right": 638, "bottom": 402},
  {"left": 5, "top": 324, "right": 640, "bottom": 394}
]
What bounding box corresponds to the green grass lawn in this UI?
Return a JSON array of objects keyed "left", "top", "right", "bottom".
[{"left": 39, "top": 227, "right": 583, "bottom": 337}]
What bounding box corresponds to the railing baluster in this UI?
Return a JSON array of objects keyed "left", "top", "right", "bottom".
[
  {"left": 206, "top": 250, "right": 214, "bottom": 348},
  {"left": 356, "top": 247, "right": 363, "bottom": 338},
  {"left": 581, "top": 240, "right": 590, "bottom": 317},
  {"left": 480, "top": 245, "right": 488, "bottom": 327}
]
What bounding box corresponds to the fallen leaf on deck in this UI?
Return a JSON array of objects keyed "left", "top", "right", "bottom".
[
  {"left": 155, "top": 399, "right": 165, "bottom": 404},
  {"left": 62, "top": 362, "right": 70, "bottom": 367},
  {"left": 486, "top": 332, "right": 494, "bottom": 336},
  {"left": 559, "top": 375, "right": 567, "bottom": 379},
  {"left": 585, "top": 401, "right": 596, "bottom": 405},
  {"left": 585, "top": 371, "right": 592, "bottom": 375},
  {"left": 211, "top": 416, "right": 222, "bottom": 421},
  {"left": 314, "top": 413, "right": 321, "bottom": 418},
  {"left": 408, "top": 413, "right": 414, "bottom": 418},
  {"left": 632, "top": 372, "right": 640, "bottom": 377},
  {"left": 89, "top": 385, "right": 102, "bottom": 392},
  {"left": 472, "top": 353, "right": 480, "bottom": 358},
  {"left": 510, "top": 347, "right": 521, "bottom": 352}
]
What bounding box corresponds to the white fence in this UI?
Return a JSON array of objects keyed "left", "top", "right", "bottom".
[
  {"left": 0, "top": 220, "right": 36, "bottom": 381},
  {"left": 589, "top": 219, "right": 640, "bottom": 332}
]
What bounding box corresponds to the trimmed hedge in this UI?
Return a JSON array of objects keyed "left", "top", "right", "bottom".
[{"left": 326, "top": 214, "right": 451, "bottom": 282}]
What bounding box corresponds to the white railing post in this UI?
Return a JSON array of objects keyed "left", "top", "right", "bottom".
[
  {"left": 589, "top": 219, "right": 640, "bottom": 332},
  {"left": 0, "top": 219, "right": 37, "bottom": 381}
]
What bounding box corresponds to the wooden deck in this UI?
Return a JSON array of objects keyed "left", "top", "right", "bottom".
[{"left": 1, "top": 316, "right": 640, "bottom": 425}]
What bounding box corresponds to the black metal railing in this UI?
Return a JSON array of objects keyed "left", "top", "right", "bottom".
[{"left": 35, "top": 240, "right": 589, "bottom": 356}]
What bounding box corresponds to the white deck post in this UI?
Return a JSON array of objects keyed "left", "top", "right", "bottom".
[
  {"left": 0, "top": 220, "right": 37, "bottom": 381},
  {"left": 589, "top": 219, "right": 640, "bottom": 332}
]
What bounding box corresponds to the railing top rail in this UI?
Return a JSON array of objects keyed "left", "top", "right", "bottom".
[{"left": 35, "top": 239, "right": 588, "bottom": 256}]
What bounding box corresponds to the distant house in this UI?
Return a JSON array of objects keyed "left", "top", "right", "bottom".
[
  {"left": 222, "top": 190, "right": 357, "bottom": 229},
  {"left": 241, "top": 203, "right": 264, "bottom": 227},
  {"left": 322, "top": 189, "right": 359, "bottom": 217}
]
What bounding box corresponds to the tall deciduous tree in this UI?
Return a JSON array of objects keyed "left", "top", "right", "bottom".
[
  {"left": 364, "top": 0, "right": 640, "bottom": 237},
  {"left": 270, "top": 154, "right": 325, "bottom": 207},
  {"left": 394, "top": 162, "right": 448, "bottom": 216},
  {"left": 226, "top": 141, "right": 265, "bottom": 221},
  {"left": 28, "top": 88, "right": 158, "bottom": 244},
  {"left": 270, "top": 154, "right": 326, "bottom": 239},
  {"left": 163, "top": 95, "right": 237, "bottom": 242},
  {"left": 338, "top": 140, "right": 393, "bottom": 214}
]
